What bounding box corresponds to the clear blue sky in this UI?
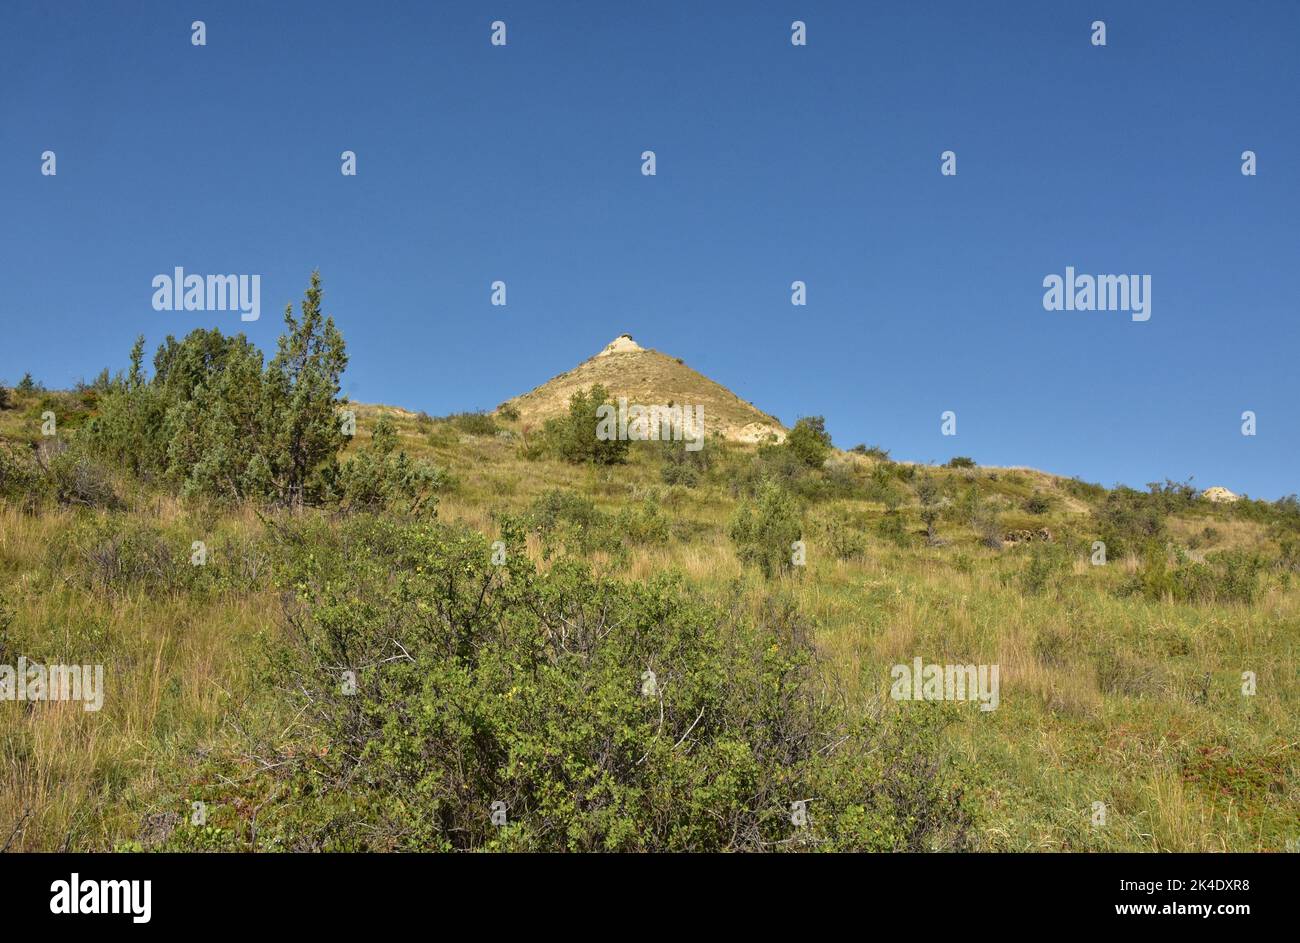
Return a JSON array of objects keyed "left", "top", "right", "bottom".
[{"left": 2, "top": 1, "right": 1296, "bottom": 498}]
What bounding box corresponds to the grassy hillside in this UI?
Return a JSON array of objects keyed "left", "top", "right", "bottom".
[
  {"left": 500, "top": 337, "right": 788, "bottom": 443},
  {"left": 1, "top": 375, "right": 1297, "bottom": 851}
]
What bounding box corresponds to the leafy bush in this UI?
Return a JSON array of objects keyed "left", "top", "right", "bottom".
[
  {"left": 1144, "top": 479, "right": 1200, "bottom": 515},
  {"left": 864, "top": 463, "right": 906, "bottom": 508},
  {"left": 1024, "top": 494, "right": 1052, "bottom": 515},
  {"left": 1063, "top": 477, "right": 1107, "bottom": 503},
  {"left": 517, "top": 488, "right": 619, "bottom": 557},
  {"left": 445, "top": 411, "right": 498, "bottom": 436},
  {"left": 235, "top": 517, "right": 971, "bottom": 851},
  {"left": 529, "top": 488, "right": 602, "bottom": 533},
  {"left": 615, "top": 494, "right": 671, "bottom": 545},
  {"left": 333, "top": 416, "right": 444, "bottom": 516},
  {"left": 849, "top": 444, "right": 891, "bottom": 461},
  {"left": 1019, "top": 542, "right": 1069, "bottom": 594},
  {"left": 42, "top": 447, "right": 123, "bottom": 511},
  {"left": 1279, "top": 535, "right": 1300, "bottom": 572},
  {"left": 785, "top": 416, "right": 831, "bottom": 469},
  {"left": 0, "top": 440, "right": 121, "bottom": 511},
  {"left": 0, "top": 443, "right": 44, "bottom": 508},
  {"left": 945, "top": 456, "right": 976, "bottom": 469},
  {"left": 876, "top": 511, "right": 910, "bottom": 546},
  {"left": 1092, "top": 487, "right": 1167, "bottom": 559},
  {"left": 658, "top": 439, "right": 711, "bottom": 487},
  {"left": 64, "top": 519, "right": 179, "bottom": 593},
  {"left": 1128, "top": 544, "right": 1265, "bottom": 604},
  {"left": 734, "top": 444, "right": 809, "bottom": 496},
  {"left": 87, "top": 272, "right": 348, "bottom": 506},
  {"left": 916, "top": 475, "right": 943, "bottom": 545},
  {"left": 816, "top": 510, "right": 868, "bottom": 561},
  {"left": 541, "top": 385, "right": 628, "bottom": 465},
  {"left": 970, "top": 508, "right": 1002, "bottom": 549},
  {"left": 729, "top": 481, "right": 803, "bottom": 578}
]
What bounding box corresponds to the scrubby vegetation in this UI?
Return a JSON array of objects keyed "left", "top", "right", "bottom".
[
  {"left": 533, "top": 385, "right": 628, "bottom": 466},
  {"left": 785, "top": 416, "right": 832, "bottom": 469},
  {"left": 1, "top": 272, "right": 1297, "bottom": 852},
  {"left": 202, "top": 517, "right": 971, "bottom": 851}
]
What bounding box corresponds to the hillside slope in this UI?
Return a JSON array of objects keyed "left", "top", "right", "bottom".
[{"left": 498, "top": 335, "right": 788, "bottom": 443}]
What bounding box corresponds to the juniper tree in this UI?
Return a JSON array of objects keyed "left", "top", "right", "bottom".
[
  {"left": 917, "top": 474, "right": 942, "bottom": 545},
  {"left": 263, "top": 271, "right": 349, "bottom": 506},
  {"left": 729, "top": 479, "right": 803, "bottom": 578},
  {"left": 87, "top": 272, "right": 349, "bottom": 505},
  {"left": 546, "top": 385, "right": 628, "bottom": 465}
]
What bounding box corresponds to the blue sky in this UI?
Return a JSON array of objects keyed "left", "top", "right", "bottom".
[{"left": 1, "top": 1, "right": 1296, "bottom": 497}]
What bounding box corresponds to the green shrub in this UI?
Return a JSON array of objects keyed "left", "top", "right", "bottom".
[
  {"left": 232, "top": 517, "right": 971, "bottom": 852},
  {"left": 0, "top": 440, "right": 121, "bottom": 511},
  {"left": 1019, "top": 542, "right": 1069, "bottom": 594},
  {"left": 1063, "top": 477, "right": 1107, "bottom": 503},
  {"left": 1092, "top": 487, "right": 1167, "bottom": 559},
  {"left": 86, "top": 272, "right": 348, "bottom": 506},
  {"left": 864, "top": 462, "right": 906, "bottom": 507},
  {"left": 521, "top": 489, "right": 623, "bottom": 557},
  {"left": 43, "top": 447, "right": 123, "bottom": 511},
  {"left": 816, "top": 510, "right": 868, "bottom": 561},
  {"left": 1279, "top": 536, "right": 1300, "bottom": 572},
  {"left": 785, "top": 417, "right": 831, "bottom": 469},
  {"left": 542, "top": 385, "right": 629, "bottom": 465},
  {"left": 1024, "top": 494, "right": 1052, "bottom": 515},
  {"left": 445, "top": 411, "right": 498, "bottom": 436},
  {"left": 333, "top": 416, "right": 445, "bottom": 516},
  {"left": 729, "top": 481, "right": 803, "bottom": 578},
  {"left": 615, "top": 497, "right": 672, "bottom": 545},
  {"left": 1129, "top": 544, "right": 1265, "bottom": 604},
  {"left": 47, "top": 517, "right": 269, "bottom": 597},
  {"left": 0, "top": 443, "right": 44, "bottom": 506},
  {"left": 849, "top": 444, "right": 891, "bottom": 461},
  {"left": 529, "top": 488, "right": 602, "bottom": 533},
  {"left": 876, "top": 511, "right": 910, "bottom": 547},
  {"left": 971, "top": 508, "right": 1002, "bottom": 549},
  {"left": 734, "top": 444, "right": 809, "bottom": 497},
  {"left": 44, "top": 517, "right": 186, "bottom": 595},
  {"left": 945, "top": 456, "right": 976, "bottom": 469},
  {"left": 658, "top": 439, "right": 711, "bottom": 487},
  {"left": 916, "top": 475, "right": 942, "bottom": 545}
]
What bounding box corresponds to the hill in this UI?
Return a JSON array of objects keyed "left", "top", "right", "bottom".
[
  {"left": 0, "top": 313, "right": 1296, "bottom": 853},
  {"left": 497, "top": 335, "right": 787, "bottom": 443}
]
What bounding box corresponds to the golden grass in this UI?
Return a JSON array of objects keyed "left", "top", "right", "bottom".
[{"left": 1, "top": 400, "right": 1296, "bottom": 851}]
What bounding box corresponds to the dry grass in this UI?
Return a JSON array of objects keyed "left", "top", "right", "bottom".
[{"left": 1, "top": 394, "right": 1296, "bottom": 852}]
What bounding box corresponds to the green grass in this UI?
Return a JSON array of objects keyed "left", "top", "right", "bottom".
[{"left": 1, "top": 392, "right": 1296, "bottom": 851}]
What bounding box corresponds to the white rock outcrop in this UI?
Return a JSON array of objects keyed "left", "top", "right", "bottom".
[
  {"left": 1202, "top": 486, "right": 1240, "bottom": 504},
  {"left": 597, "top": 334, "right": 644, "bottom": 356}
]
